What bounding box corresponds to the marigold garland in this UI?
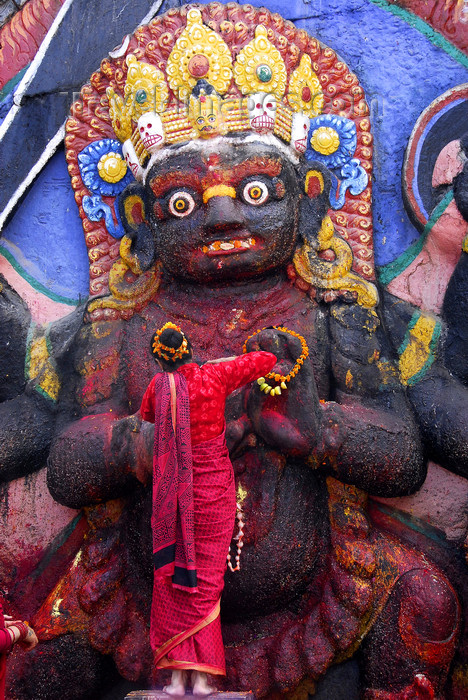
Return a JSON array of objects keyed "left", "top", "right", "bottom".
[
  {"left": 151, "top": 321, "right": 190, "bottom": 362},
  {"left": 242, "top": 326, "right": 309, "bottom": 396}
]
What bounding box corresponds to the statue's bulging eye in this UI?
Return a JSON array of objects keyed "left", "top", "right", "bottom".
[
  {"left": 168, "top": 191, "right": 196, "bottom": 218},
  {"left": 242, "top": 181, "right": 269, "bottom": 206}
]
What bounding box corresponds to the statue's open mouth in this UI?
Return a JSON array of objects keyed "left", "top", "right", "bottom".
[{"left": 201, "top": 237, "right": 257, "bottom": 255}]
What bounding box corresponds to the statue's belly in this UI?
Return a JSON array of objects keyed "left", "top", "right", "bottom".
[
  {"left": 222, "top": 450, "right": 329, "bottom": 620},
  {"left": 126, "top": 450, "right": 328, "bottom": 623}
]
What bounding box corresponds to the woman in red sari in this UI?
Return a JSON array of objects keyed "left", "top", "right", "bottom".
[{"left": 140, "top": 322, "right": 276, "bottom": 697}]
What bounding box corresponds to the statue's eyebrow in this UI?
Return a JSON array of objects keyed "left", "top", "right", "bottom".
[
  {"left": 229, "top": 157, "right": 282, "bottom": 185},
  {"left": 149, "top": 157, "right": 283, "bottom": 197},
  {"left": 149, "top": 171, "right": 202, "bottom": 198},
  {"left": 200, "top": 156, "right": 283, "bottom": 188}
]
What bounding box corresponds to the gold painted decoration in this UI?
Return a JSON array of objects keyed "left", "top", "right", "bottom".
[
  {"left": 160, "top": 106, "right": 197, "bottom": 144},
  {"left": 233, "top": 25, "right": 287, "bottom": 97},
  {"left": 294, "top": 216, "right": 378, "bottom": 308},
  {"left": 26, "top": 329, "right": 60, "bottom": 403},
  {"left": 287, "top": 54, "right": 323, "bottom": 117},
  {"left": 188, "top": 88, "right": 227, "bottom": 139},
  {"left": 97, "top": 152, "right": 127, "bottom": 183},
  {"left": 398, "top": 312, "right": 441, "bottom": 386},
  {"left": 310, "top": 126, "right": 340, "bottom": 155},
  {"left": 124, "top": 55, "right": 168, "bottom": 121},
  {"left": 107, "top": 88, "right": 133, "bottom": 142},
  {"left": 166, "top": 8, "right": 233, "bottom": 102},
  {"left": 274, "top": 103, "right": 293, "bottom": 142}
]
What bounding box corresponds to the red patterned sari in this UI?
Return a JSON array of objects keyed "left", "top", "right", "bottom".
[{"left": 140, "top": 351, "right": 276, "bottom": 675}]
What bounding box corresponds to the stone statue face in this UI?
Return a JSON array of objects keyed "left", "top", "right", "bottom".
[{"left": 145, "top": 140, "right": 302, "bottom": 283}]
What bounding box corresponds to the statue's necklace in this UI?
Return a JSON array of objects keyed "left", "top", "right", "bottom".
[{"left": 242, "top": 326, "right": 309, "bottom": 396}]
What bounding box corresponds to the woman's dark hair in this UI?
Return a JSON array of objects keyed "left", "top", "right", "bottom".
[{"left": 151, "top": 328, "right": 193, "bottom": 370}]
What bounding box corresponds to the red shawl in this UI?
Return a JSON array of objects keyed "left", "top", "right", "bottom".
[{"left": 151, "top": 372, "right": 197, "bottom": 593}]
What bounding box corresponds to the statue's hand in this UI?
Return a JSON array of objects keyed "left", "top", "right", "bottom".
[
  {"left": 125, "top": 415, "right": 154, "bottom": 486},
  {"left": 246, "top": 328, "right": 302, "bottom": 367},
  {"left": 246, "top": 329, "right": 322, "bottom": 455}
]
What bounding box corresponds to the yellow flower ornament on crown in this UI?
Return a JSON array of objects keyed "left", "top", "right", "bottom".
[{"left": 105, "top": 7, "right": 325, "bottom": 181}]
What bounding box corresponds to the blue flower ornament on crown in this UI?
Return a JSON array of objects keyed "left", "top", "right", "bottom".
[{"left": 77, "top": 6, "right": 367, "bottom": 219}]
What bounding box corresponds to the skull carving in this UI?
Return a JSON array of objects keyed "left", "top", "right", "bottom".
[
  {"left": 291, "top": 112, "right": 310, "bottom": 155},
  {"left": 137, "top": 112, "right": 165, "bottom": 154},
  {"left": 122, "top": 140, "right": 144, "bottom": 181},
  {"left": 247, "top": 93, "right": 277, "bottom": 134}
]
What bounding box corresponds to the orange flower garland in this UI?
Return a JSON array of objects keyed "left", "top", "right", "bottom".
[
  {"left": 242, "top": 326, "right": 309, "bottom": 396},
  {"left": 151, "top": 321, "right": 190, "bottom": 362}
]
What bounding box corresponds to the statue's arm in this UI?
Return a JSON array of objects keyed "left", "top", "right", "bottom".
[
  {"left": 407, "top": 364, "right": 468, "bottom": 478},
  {"left": 0, "top": 391, "right": 55, "bottom": 482},
  {"left": 247, "top": 307, "right": 424, "bottom": 497},
  {"left": 47, "top": 320, "right": 153, "bottom": 509},
  {"left": 383, "top": 288, "right": 468, "bottom": 478}
]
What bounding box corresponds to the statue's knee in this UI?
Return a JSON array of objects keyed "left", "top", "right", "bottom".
[{"left": 397, "top": 569, "right": 459, "bottom": 649}]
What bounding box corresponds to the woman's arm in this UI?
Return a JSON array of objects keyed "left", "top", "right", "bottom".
[{"left": 209, "top": 351, "right": 277, "bottom": 395}]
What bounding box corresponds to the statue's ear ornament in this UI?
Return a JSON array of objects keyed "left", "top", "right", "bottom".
[
  {"left": 304, "top": 114, "right": 368, "bottom": 209},
  {"left": 305, "top": 170, "right": 325, "bottom": 198}
]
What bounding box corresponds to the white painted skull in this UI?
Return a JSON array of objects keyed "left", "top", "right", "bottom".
[
  {"left": 122, "top": 140, "right": 144, "bottom": 181},
  {"left": 247, "top": 93, "right": 277, "bottom": 134},
  {"left": 137, "top": 112, "right": 164, "bottom": 154},
  {"left": 291, "top": 112, "right": 310, "bottom": 154}
]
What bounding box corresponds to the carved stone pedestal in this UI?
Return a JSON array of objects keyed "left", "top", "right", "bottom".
[{"left": 125, "top": 693, "right": 255, "bottom": 700}]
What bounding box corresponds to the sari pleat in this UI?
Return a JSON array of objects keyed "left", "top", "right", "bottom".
[{"left": 151, "top": 424, "right": 236, "bottom": 674}]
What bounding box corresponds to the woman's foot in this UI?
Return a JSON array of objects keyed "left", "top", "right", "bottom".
[
  {"left": 191, "top": 671, "right": 216, "bottom": 697},
  {"left": 163, "top": 670, "right": 187, "bottom": 697}
]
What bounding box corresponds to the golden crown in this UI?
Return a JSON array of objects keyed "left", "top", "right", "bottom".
[{"left": 106, "top": 8, "right": 324, "bottom": 179}]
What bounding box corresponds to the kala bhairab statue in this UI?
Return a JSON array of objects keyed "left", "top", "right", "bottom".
[{"left": 13, "top": 4, "right": 465, "bottom": 699}]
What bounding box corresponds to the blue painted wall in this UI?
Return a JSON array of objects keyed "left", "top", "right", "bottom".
[{"left": 0, "top": 148, "right": 89, "bottom": 304}]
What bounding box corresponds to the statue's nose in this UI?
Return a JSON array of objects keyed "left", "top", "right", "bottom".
[{"left": 204, "top": 194, "right": 243, "bottom": 232}]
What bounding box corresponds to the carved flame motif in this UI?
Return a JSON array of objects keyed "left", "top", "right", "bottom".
[
  {"left": 233, "top": 24, "right": 287, "bottom": 97},
  {"left": 288, "top": 54, "right": 324, "bottom": 118},
  {"left": 166, "top": 8, "right": 233, "bottom": 101}
]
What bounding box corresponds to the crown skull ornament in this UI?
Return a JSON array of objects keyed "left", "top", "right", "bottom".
[{"left": 66, "top": 3, "right": 374, "bottom": 308}]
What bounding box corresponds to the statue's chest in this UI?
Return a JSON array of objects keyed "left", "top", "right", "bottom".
[{"left": 123, "top": 292, "right": 330, "bottom": 406}]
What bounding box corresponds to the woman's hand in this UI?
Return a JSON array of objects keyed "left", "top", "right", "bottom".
[
  {"left": 20, "top": 626, "right": 39, "bottom": 650},
  {"left": 4, "top": 616, "right": 22, "bottom": 628}
]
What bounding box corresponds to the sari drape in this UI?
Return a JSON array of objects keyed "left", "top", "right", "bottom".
[
  {"left": 151, "top": 372, "right": 197, "bottom": 592},
  {"left": 150, "top": 376, "right": 236, "bottom": 675}
]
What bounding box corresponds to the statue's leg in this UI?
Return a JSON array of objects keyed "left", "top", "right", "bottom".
[
  {"left": 361, "top": 568, "right": 459, "bottom": 698},
  {"left": 7, "top": 633, "right": 116, "bottom": 700}
]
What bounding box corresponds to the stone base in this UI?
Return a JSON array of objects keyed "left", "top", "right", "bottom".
[{"left": 125, "top": 693, "right": 254, "bottom": 699}]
